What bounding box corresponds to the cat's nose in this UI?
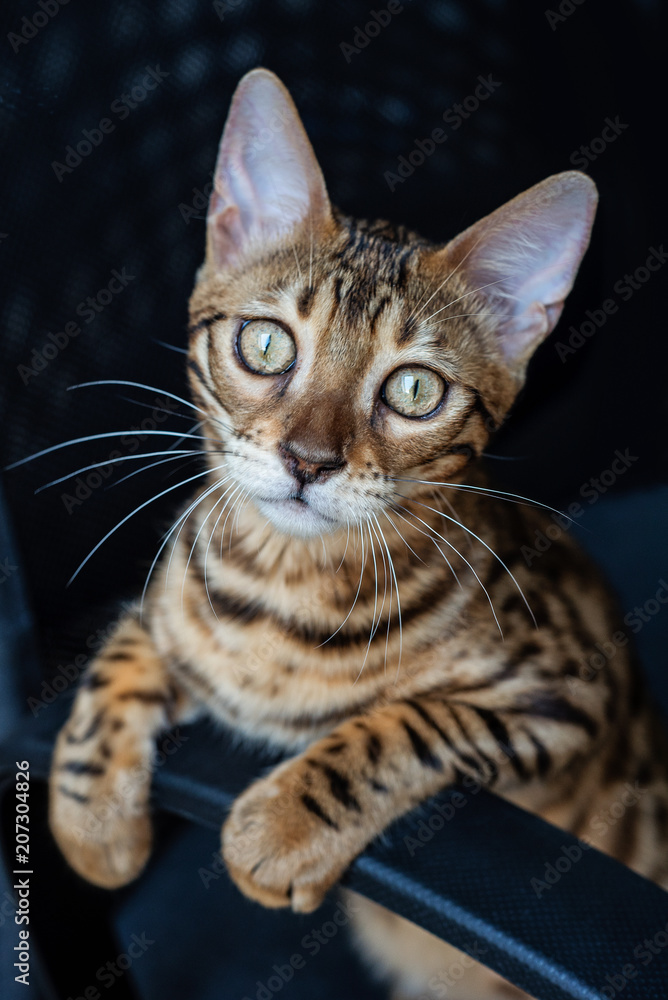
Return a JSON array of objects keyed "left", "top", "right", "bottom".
[{"left": 278, "top": 442, "right": 346, "bottom": 485}]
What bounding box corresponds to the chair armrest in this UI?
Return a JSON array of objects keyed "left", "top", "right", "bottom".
[{"left": 2, "top": 705, "right": 667, "bottom": 1000}]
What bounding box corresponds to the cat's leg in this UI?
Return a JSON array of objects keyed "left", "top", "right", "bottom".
[
  {"left": 49, "top": 611, "right": 194, "bottom": 888},
  {"left": 221, "top": 686, "right": 605, "bottom": 912}
]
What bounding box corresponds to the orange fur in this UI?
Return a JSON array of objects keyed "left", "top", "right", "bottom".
[{"left": 48, "top": 70, "right": 668, "bottom": 999}]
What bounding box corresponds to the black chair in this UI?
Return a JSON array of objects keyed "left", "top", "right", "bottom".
[{"left": 1, "top": 2, "right": 667, "bottom": 997}]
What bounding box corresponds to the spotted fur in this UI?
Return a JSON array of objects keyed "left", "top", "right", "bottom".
[{"left": 49, "top": 70, "right": 668, "bottom": 999}]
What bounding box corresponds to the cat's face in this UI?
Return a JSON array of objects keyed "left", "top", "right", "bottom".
[
  {"left": 187, "top": 69, "right": 597, "bottom": 539},
  {"left": 188, "top": 223, "right": 514, "bottom": 538}
]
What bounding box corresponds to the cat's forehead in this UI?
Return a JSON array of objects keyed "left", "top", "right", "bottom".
[
  {"left": 192, "top": 214, "right": 486, "bottom": 389},
  {"left": 232, "top": 222, "right": 470, "bottom": 357}
]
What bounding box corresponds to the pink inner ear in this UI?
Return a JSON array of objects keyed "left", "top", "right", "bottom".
[
  {"left": 447, "top": 172, "right": 598, "bottom": 366},
  {"left": 206, "top": 69, "right": 331, "bottom": 271}
]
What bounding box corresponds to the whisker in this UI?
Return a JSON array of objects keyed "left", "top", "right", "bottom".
[
  {"left": 139, "top": 474, "right": 232, "bottom": 618},
  {"left": 152, "top": 338, "right": 188, "bottom": 355},
  {"left": 229, "top": 486, "right": 250, "bottom": 552},
  {"left": 336, "top": 519, "right": 351, "bottom": 574},
  {"left": 368, "top": 515, "right": 394, "bottom": 679},
  {"left": 367, "top": 515, "right": 390, "bottom": 643},
  {"left": 353, "top": 518, "right": 379, "bottom": 685},
  {"left": 419, "top": 278, "right": 513, "bottom": 328},
  {"left": 368, "top": 514, "right": 390, "bottom": 640},
  {"left": 420, "top": 310, "right": 501, "bottom": 330},
  {"left": 372, "top": 513, "right": 402, "bottom": 680},
  {"left": 163, "top": 417, "right": 207, "bottom": 451},
  {"left": 181, "top": 486, "right": 234, "bottom": 613},
  {"left": 5, "top": 429, "right": 215, "bottom": 471},
  {"left": 35, "top": 450, "right": 201, "bottom": 493},
  {"left": 68, "top": 462, "right": 230, "bottom": 586},
  {"left": 67, "top": 379, "right": 206, "bottom": 417},
  {"left": 142, "top": 474, "right": 233, "bottom": 617},
  {"left": 399, "top": 492, "right": 535, "bottom": 627},
  {"left": 219, "top": 483, "right": 245, "bottom": 560},
  {"left": 382, "top": 508, "right": 426, "bottom": 565},
  {"left": 426, "top": 485, "right": 469, "bottom": 551},
  {"left": 394, "top": 502, "right": 501, "bottom": 634},
  {"left": 117, "top": 395, "right": 198, "bottom": 421},
  {"left": 316, "top": 519, "right": 366, "bottom": 648},
  {"left": 203, "top": 484, "right": 241, "bottom": 619},
  {"left": 107, "top": 453, "right": 206, "bottom": 491},
  {"left": 390, "top": 504, "right": 461, "bottom": 589},
  {"left": 391, "top": 476, "right": 574, "bottom": 524},
  {"left": 366, "top": 517, "right": 381, "bottom": 638},
  {"left": 164, "top": 476, "right": 234, "bottom": 590},
  {"left": 409, "top": 223, "right": 509, "bottom": 323}
]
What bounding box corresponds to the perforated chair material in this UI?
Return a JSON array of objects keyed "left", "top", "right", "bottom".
[{"left": 1, "top": 2, "right": 667, "bottom": 998}]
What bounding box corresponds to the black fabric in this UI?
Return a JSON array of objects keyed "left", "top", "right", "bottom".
[
  {"left": 1, "top": 2, "right": 667, "bottom": 998},
  {"left": 4, "top": 698, "right": 668, "bottom": 1000}
]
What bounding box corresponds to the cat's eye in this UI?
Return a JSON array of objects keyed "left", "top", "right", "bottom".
[
  {"left": 382, "top": 367, "right": 446, "bottom": 418},
  {"left": 237, "top": 319, "right": 296, "bottom": 375}
]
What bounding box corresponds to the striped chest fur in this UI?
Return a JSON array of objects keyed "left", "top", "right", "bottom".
[{"left": 47, "top": 68, "right": 668, "bottom": 1000}]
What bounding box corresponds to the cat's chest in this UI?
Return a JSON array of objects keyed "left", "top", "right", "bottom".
[
  {"left": 174, "top": 631, "right": 391, "bottom": 749},
  {"left": 151, "top": 589, "right": 463, "bottom": 751},
  {"left": 150, "top": 529, "right": 503, "bottom": 749}
]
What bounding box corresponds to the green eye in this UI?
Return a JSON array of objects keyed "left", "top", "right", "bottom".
[
  {"left": 237, "top": 319, "right": 296, "bottom": 375},
  {"left": 383, "top": 367, "right": 446, "bottom": 418}
]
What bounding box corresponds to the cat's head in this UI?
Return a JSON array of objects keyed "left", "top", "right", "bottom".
[{"left": 187, "top": 69, "right": 597, "bottom": 540}]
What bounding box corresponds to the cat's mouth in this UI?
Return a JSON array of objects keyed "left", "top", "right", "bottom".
[{"left": 252, "top": 489, "right": 339, "bottom": 537}]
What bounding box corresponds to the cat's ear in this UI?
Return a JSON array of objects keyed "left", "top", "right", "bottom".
[
  {"left": 206, "top": 68, "right": 332, "bottom": 271},
  {"left": 439, "top": 172, "right": 598, "bottom": 375}
]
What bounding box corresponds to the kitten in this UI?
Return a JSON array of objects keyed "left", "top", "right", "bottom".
[{"left": 48, "top": 69, "right": 668, "bottom": 999}]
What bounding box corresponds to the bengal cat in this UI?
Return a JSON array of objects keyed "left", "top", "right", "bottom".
[{"left": 48, "top": 69, "right": 668, "bottom": 999}]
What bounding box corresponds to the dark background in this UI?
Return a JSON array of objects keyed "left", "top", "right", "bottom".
[{"left": 0, "top": 1, "right": 666, "bottom": 998}]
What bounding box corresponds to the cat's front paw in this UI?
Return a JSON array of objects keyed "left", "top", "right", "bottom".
[
  {"left": 222, "top": 764, "right": 361, "bottom": 913},
  {"left": 49, "top": 727, "right": 153, "bottom": 889}
]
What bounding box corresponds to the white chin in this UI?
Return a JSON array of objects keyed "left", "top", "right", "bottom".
[{"left": 254, "top": 497, "right": 339, "bottom": 538}]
